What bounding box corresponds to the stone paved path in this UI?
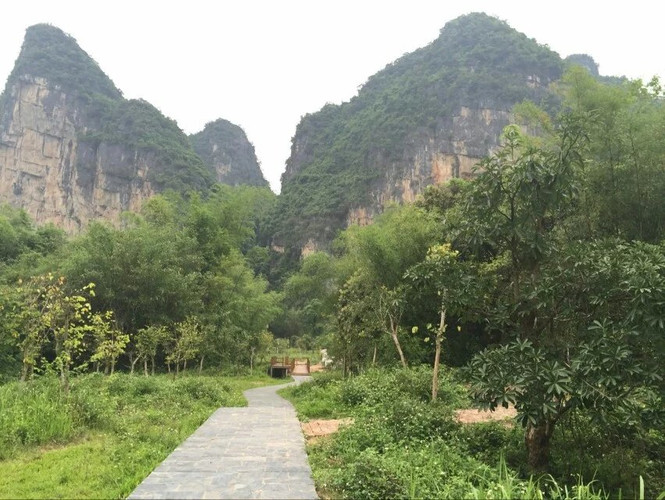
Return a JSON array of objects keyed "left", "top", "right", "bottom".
[{"left": 129, "top": 376, "right": 317, "bottom": 499}]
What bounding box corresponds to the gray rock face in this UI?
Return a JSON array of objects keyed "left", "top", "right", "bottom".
[
  {"left": 345, "top": 106, "right": 512, "bottom": 227},
  {"left": 0, "top": 76, "right": 155, "bottom": 232},
  {"left": 190, "top": 119, "right": 268, "bottom": 188}
]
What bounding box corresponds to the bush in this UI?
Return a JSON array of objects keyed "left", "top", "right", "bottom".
[
  {"left": 0, "top": 377, "right": 76, "bottom": 457},
  {"left": 68, "top": 374, "right": 113, "bottom": 428},
  {"left": 454, "top": 421, "right": 525, "bottom": 472},
  {"left": 173, "top": 376, "right": 230, "bottom": 404},
  {"left": 335, "top": 449, "right": 405, "bottom": 500}
]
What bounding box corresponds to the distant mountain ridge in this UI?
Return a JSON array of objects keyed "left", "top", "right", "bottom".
[
  {"left": 273, "top": 13, "right": 567, "bottom": 252},
  {"left": 0, "top": 24, "right": 267, "bottom": 232},
  {"left": 190, "top": 119, "right": 267, "bottom": 188}
]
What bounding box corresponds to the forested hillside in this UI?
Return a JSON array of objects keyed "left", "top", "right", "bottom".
[{"left": 273, "top": 13, "right": 564, "bottom": 251}]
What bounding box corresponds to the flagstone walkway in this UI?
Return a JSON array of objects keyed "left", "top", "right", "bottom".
[{"left": 129, "top": 376, "right": 317, "bottom": 499}]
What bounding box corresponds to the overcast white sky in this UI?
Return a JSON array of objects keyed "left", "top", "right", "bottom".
[{"left": 1, "top": 1, "right": 663, "bottom": 192}]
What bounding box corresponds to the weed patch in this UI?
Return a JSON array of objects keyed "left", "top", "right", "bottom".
[{"left": 0, "top": 372, "right": 279, "bottom": 498}]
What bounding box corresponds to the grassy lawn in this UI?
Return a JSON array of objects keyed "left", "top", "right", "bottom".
[{"left": 0, "top": 372, "right": 281, "bottom": 499}]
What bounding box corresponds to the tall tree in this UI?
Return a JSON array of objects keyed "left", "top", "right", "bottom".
[
  {"left": 337, "top": 205, "right": 438, "bottom": 366},
  {"left": 405, "top": 244, "right": 480, "bottom": 400}
]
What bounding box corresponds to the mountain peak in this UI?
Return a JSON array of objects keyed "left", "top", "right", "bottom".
[
  {"left": 190, "top": 119, "right": 268, "bottom": 188},
  {"left": 6, "top": 23, "right": 121, "bottom": 99}
]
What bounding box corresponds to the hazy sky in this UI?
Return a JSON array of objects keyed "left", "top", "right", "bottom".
[{"left": 1, "top": 1, "right": 662, "bottom": 192}]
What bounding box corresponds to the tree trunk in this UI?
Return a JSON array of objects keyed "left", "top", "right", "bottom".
[
  {"left": 389, "top": 316, "right": 407, "bottom": 368},
  {"left": 432, "top": 307, "right": 446, "bottom": 401},
  {"left": 130, "top": 355, "right": 140, "bottom": 375},
  {"left": 525, "top": 420, "right": 555, "bottom": 472},
  {"left": 199, "top": 355, "right": 204, "bottom": 373},
  {"left": 20, "top": 359, "right": 33, "bottom": 382},
  {"left": 56, "top": 335, "right": 69, "bottom": 394},
  {"left": 144, "top": 359, "right": 149, "bottom": 376},
  {"left": 128, "top": 352, "right": 134, "bottom": 374},
  {"left": 110, "top": 359, "right": 115, "bottom": 375},
  {"left": 151, "top": 356, "right": 155, "bottom": 376},
  {"left": 372, "top": 344, "right": 377, "bottom": 365},
  {"left": 129, "top": 353, "right": 140, "bottom": 375}
]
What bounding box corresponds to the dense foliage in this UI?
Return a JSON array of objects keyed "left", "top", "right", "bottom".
[
  {"left": 283, "top": 368, "right": 662, "bottom": 499},
  {"left": 4, "top": 24, "right": 121, "bottom": 100},
  {"left": 0, "top": 186, "right": 281, "bottom": 382},
  {"left": 80, "top": 98, "right": 214, "bottom": 192},
  {"left": 272, "top": 69, "right": 665, "bottom": 497}
]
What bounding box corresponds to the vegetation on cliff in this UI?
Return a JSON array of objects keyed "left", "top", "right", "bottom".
[
  {"left": 1, "top": 24, "right": 264, "bottom": 196},
  {"left": 3, "top": 24, "right": 121, "bottom": 100},
  {"left": 273, "top": 13, "right": 563, "bottom": 249},
  {"left": 79, "top": 98, "right": 214, "bottom": 192},
  {"left": 190, "top": 119, "right": 268, "bottom": 187}
]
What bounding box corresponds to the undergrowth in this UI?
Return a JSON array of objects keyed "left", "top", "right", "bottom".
[
  {"left": 0, "top": 372, "right": 277, "bottom": 498},
  {"left": 282, "top": 366, "right": 665, "bottom": 499}
]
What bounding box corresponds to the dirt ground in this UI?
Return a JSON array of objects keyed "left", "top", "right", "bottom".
[
  {"left": 300, "top": 407, "right": 515, "bottom": 444},
  {"left": 301, "top": 418, "right": 354, "bottom": 442},
  {"left": 454, "top": 406, "right": 517, "bottom": 424},
  {"left": 299, "top": 367, "right": 515, "bottom": 442}
]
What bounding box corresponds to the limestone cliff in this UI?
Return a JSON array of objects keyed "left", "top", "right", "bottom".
[
  {"left": 0, "top": 24, "right": 260, "bottom": 233},
  {"left": 345, "top": 106, "right": 511, "bottom": 227},
  {"left": 0, "top": 75, "right": 158, "bottom": 232},
  {"left": 189, "top": 119, "right": 268, "bottom": 187},
  {"left": 274, "top": 13, "right": 563, "bottom": 250}
]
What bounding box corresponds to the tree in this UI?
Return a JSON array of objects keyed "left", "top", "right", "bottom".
[
  {"left": 277, "top": 252, "right": 339, "bottom": 340},
  {"left": 135, "top": 325, "right": 169, "bottom": 375},
  {"left": 336, "top": 271, "right": 384, "bottom": 375},
  {"left": 458, "top": 120, "right": 591, "bottom": 470},
  {"left": 461, "top": 122, "right": 586, "bottom": 305},
  {"left": 166, "top": 317, "right": 203, "bottom": 375},
  {"left": 5, "top": 278, "right": 48, "bottom": 381},
  {"left": 89, "top": 311, "right": 128, "bottom": 375},
  {"left": 61, "top": 221, "right": 202, "bottom": 334},
  {"left": 466, "top": 240, "right": 665, "bottom": 471},
  {"left": 376, "top": 285, "right": 408, "bottom": 368},
  {"left": 544, "top": 68, "right": 665, "bottom": 243},
  {"left": 336, "top": 205, "right": 438, "bottom": 366},
  {"left": 35, "top": 276, "right": 96, "bottom": 392},
  {"left": 405, "top": 244, "right": 480, "bottom": 400},
  {"left": 200, "top": 251, "right": 280, "bottom": 369}
]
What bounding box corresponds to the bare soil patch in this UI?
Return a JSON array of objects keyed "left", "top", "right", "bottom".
[
  {"left": 301, "top": 418, "right": 353, "bottom": 443},
  {"left": 455, "top": 406, "right": 517, "bottom": 424}
]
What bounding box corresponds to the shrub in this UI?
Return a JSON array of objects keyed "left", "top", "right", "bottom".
[
  {"left": 0, "top": 377, "right": 75, "bottom": 457},
  {"left": 173, "top": 376, "right": 230, "bottom": 404}
]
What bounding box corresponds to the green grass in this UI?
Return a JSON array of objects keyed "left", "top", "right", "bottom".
[{"left": 0, "top": 372, "right": 280, "bottom": 499}]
